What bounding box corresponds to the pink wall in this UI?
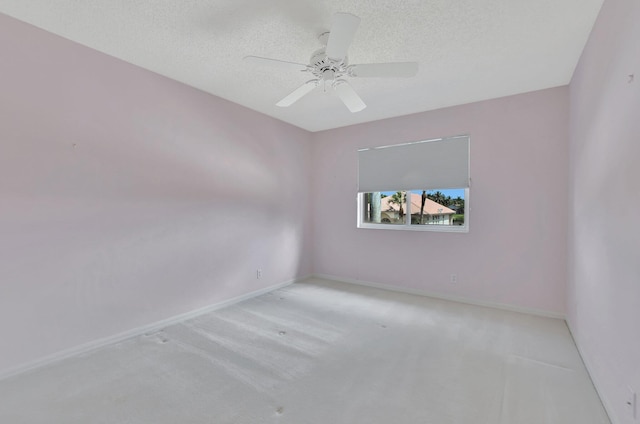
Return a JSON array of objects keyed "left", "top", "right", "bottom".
[
  {"left": 7, "top": 6, "right": 633, "bottom": 408},
  {"left": 568, "top": 0, "right": 640, "bottom": 422},
  {"left": 311, "top": 87, "right": 569, "bottom": 315},
  {"left": 0, "top": 14, "right": 312, "bottom": 375}
]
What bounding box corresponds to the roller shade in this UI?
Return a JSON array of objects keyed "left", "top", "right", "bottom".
[{"left": 357, "top": 136, "right": 469, "bottom": 193}]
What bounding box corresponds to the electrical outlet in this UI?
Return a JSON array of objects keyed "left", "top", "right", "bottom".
[
  {"left": 627, "top": 386, "right": 637, "bottom": 420},
  {"left": 256, "top": 269, "right": 262, "bottom": 279},
  {"left": 450, "top": 274, "right": 457, "bottom": 283}
]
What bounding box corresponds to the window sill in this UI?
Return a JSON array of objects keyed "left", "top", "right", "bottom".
[{"left": 357, "top": 223, "right": 469, "bottom": 233}]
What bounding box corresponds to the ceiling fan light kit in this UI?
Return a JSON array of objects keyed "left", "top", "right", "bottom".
[{"left": 244, "top": 12, "right": 419, "bottom": 113}]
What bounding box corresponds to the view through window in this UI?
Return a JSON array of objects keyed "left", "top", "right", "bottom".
[{"left": 361, "top": 189, "right": 466, "bottom": 227}]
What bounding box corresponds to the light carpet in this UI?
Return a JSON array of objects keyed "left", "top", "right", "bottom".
[{"left": 0, "top": 278, "right": 610, "bottom": 423}]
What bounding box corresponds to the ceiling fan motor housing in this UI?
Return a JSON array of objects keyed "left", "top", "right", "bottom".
[{"left": 310, "top": 48, "right": 348, "bottom": 82}]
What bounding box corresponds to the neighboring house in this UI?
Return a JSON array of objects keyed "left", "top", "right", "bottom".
[{"left": 380, "top": 193, "right": 456, "bottom": 225}]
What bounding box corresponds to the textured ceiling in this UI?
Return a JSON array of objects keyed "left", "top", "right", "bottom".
[{"left": 0, "top": 0, "right": 604, "bottom": 132}]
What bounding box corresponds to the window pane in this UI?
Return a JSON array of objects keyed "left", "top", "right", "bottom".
[
  {"left": 409, "top": 189, "right": 465, "bottom": 226},
  {"left": 362, "top": 191, "right": 407, "bottom": 225}
]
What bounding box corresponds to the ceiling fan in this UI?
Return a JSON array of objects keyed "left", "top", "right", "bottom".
[{"left": 244, "top": 12, "right": 419, "bottom": 113}]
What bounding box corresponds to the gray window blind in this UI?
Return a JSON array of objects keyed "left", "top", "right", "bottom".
[{"left": 357, "top": 135, "right": 469, "bottom": 193}]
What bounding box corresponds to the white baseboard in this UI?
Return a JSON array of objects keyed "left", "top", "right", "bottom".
[
  {"left": 565, "top": 320, "right": 616, "bottom": 424},
  {"left": 0, "top": 277, "right": 306, "bottom": 382},
  {"left": 312, "top": 273, "right": 566, "bottom": 320}
]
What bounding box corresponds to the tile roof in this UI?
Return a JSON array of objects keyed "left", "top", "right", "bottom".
[{"left": 380, "top": 192, "right": 456, "bottom": 215}]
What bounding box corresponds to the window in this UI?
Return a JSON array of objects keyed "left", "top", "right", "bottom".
[
  {"left": 357, "top": 136, "right": 469, "bottom": 232},
  {"left": 360, "top": 189, "right": 467, "bottom": 229}
]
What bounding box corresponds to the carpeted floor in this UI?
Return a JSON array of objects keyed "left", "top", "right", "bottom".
[{"left": 0, "top": 278, "right": 610, "bottom": 423}]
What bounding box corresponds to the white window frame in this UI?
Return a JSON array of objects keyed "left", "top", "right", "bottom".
[
  {"left": 357, "top": 189, "right": 469, "bottom": 233},
  {"left": 356, "top": 135, "right": 470, "bottom": 233}
]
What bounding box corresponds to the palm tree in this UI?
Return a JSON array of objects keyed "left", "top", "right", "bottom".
[
  {"left": 388, "top": 191, "right": 406, "bottom": 221},
  {"left": 420, "top": 190, "right": 427, "bottom": 224},
  {"left": 427, "top": 190, "right": 449, "bottom": 206},
  {"left": 452, "top": 196, "right": 465, "bottom": 214}
]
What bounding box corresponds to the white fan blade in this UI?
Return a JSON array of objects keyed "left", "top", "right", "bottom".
[
  {"left": 276, "top": 80, "right": 318, "bottom": 107},
  {"left": 243, "top": 56, "right": 308, "bottom": 71},
  {"left": 350, "top": 62, "right": 419, "bottom": 78},
  {"left": 334, "top": 81, "right": 366, "bottom": 112},
  {"left": 325, "top": 13, "right": 361, "bottom": 61}
]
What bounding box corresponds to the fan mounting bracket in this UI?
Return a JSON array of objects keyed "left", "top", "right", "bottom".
[{"left": 318, "top": 31, "right": 330, "bottom": 46}]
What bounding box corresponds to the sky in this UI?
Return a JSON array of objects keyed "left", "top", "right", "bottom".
[{"left": 382, "top": 189, "right": 465, "bottom": 199}]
